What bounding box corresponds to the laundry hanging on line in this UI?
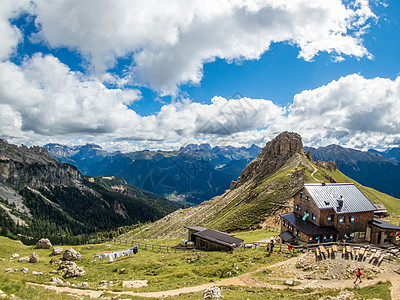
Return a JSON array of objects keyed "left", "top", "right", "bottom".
[{"left": 98, "top": 246, "right": 138, "bottom": 262}]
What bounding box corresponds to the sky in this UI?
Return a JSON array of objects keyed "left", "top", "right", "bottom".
[{"left": 1, "top": 0, "right": 400, "bottom": 152}]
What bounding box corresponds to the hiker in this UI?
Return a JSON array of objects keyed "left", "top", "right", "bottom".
[
  {"left": 270, "top": 240, "right": 274, "bottom": 253},
  {"left": 354, "top": 268, "right": 362, "bottom": 284},
  {"left": 266, "top": 242, "right": 270, "bottom": 252}
]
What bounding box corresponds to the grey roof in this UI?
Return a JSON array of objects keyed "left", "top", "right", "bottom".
[
  {"left": 370, "top": 218, "right": 400, "bottom": 231},
  {"left": 281, "top": 212, "right": 339, "bottom": 236},
  {"left": 279, "top": 231, "right": 295, "bottom": 242},
  {"left": 193, "top": 229, "right": 244, "bottom": 248},
  {"left": 185, "top": 226, "right": 208, "bottom": 232},
  {"left": 304, "top": 183, "right": 376, "bottom": 214}
]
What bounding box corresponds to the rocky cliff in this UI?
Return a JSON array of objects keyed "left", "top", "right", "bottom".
[
  {"left": 231, "top": 131, "right": 303, "bottom": 189},
  {"left": 0, "top": 139, "right": 81, "bottom": 188},
  {"left": 0, "top": 139, "right": 178, "bottom": 244}
]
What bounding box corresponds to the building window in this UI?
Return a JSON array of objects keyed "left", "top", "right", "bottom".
[
  {"left": 309, "top": 236, "right": 313, "bottom": 242},
  {"left": 350, "top": 232, "right": 354, "bottom": 238},
  {"left": 316, "top": 236, "right": 320, "bottom": 242},
  {"left": 305, "top": 196, "right": 310, "bottom": 201},
  {"left": 330, "top": 234, "right": 333, "bottom": 240},
  {"left": 312, "top": 213, "right": 316, "bottom": 222},
  {"left": 300, "top": 193, "right": 303, "bottom": 198},
  {"left": 339, "top": 216, "right": 344, "bottom": 224},
  {"left": 350, "top": 216, "right": 355, "bottom": 223},
  {"left": 303, "top": 210, "right": 309, "bottom": 220},
  {"left": 327, "top": 214, "right": 333, "bottom": 222},
  {"left": 344, "top": 233, "right": 348, "bottom": 239},
  {"left": 296, "top": 204, "right": 299, "bottom": 210}
]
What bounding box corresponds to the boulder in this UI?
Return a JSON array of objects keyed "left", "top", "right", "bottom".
[
  {"left": 18, "top": 257, "right": 29, "bottom": 262},
  {"left": 63, "top": 248, "right": 82, "bottom": 261},
  {"left": 204, "top": 287, "right": 222, "bottom": 299},
  {"left": 49, "top": 277, "right": 63, "bottom": 285},
  {"left": 62, "top": 262, "right": 86, "bottom": 278},
  {"left": 36, "top": 238, "right": 52, "bottom": 249},
  {"left": 21, "top": 268, "right": 28, "bottom": 273},
  {"left": 52, "top": 247, "right": 63, "bottom": 256},
  {"left": 10, "top": 254, "right": 19, "bottom": 259},
  {"left": 29, "top": 252, "right": 39, "bottom": 263},
  {"left": 31, "top": 271, "right": 43, "bottom": 275}
]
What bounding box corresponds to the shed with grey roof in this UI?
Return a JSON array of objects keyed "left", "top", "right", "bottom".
[{"left": 185, "top": 226, "right": 243, "bottom": 251}]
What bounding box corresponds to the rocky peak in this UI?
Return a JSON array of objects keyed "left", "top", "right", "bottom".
[{"left": 231, "top": 132, "right": 303, "bottom": 189}]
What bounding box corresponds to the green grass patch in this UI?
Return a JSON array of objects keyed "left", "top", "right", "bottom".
[
  {"left": 234, "top": 229, "right": 279, "bottom": 244},
  {"left": 349, "top": 281, "right": 392, "bottom": 300}
]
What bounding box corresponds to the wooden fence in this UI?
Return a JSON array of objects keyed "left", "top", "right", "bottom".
[{"left": 113, "top": 238, "right": 192, "bottom": 253}]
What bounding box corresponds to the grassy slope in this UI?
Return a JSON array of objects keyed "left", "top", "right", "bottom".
[{"left": 0, "top": 236, "right": 287, "bottom": 295}]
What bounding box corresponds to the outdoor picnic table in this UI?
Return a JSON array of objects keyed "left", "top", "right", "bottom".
[
  {"left": 319, "top": 245, "right": 328, "bottom": 254},
  {"left": 332, "top": 245, "right": 338, "bottom": 252}
]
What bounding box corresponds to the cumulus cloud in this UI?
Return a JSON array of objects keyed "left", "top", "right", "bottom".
[
  {"left": 31, "top": 0, "right": 375, "bottom": 95},
  {"left": 0, "top": 54, "right": 142, "bottom": 137},
  {"left": 283, "top": 74, "right": 400, "bottom": 149},
  {"left": 0, "top": 0, "right": 28, "bottom": 60}
]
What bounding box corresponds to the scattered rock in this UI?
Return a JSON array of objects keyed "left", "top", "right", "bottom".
[
  {"left": 50, "top": 270, "right": 57, "bottom": 274},
  {"left": 36, "top": 238, "right": 52, "bottom": 249},
  {"left": 52, "top": 247, "right": 63, "bottom": 255},
  {"left": 4, "top": 268, "right": 12, "bottom": 273},
  {"left": 81, "top": 282, "right": 89, "bottom": 288},
  {"left": 31, "top": 271, "right": 43, "bottom": 275},
  {"left": 60, "top": 261, "right": 86, "bottom": 278},
  {"left": 50, "top": 277, "right": 63, "bottom": 285},
  {"left": 320, "top": 290, "right": 354, "bottom": 300},
  {"left": 10, "top": 254, "right": 19, "bottom": 259},
  {"left": 21, "top": 268, "right": 28, "bottom": 273},
  {"left": 29, "top": 252, "right": 39, "bottom": 263},
  {"left": 18, "top": 256, "right": 29, "bottom": 262},
  {"left": 63, "top": 248, "right": 83, "bottom": 261},
  {"left": 122, "top": 280, "right": 148, "bottom": 288},
  {"left": 204, "top": 287, "right": 222, "bottom": 299}
]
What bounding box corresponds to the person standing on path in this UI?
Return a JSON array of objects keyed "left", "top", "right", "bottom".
[{"left": 354, "top": 268, "right": 362, "bottom": 284}]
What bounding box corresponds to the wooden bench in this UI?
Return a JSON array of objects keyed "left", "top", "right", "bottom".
[
  {"left": 377, "top": 254, "right": 385, "bottom": 266},
  {"left": 332, "top": 245, "right": 338, "bottom": 253},
  {"left": 359, "top": 247, "right": 365, "bottom": 261},
  {"left": 319, "top": 245, "right": 328, "bottom": 259},
  {"left": 327, "top": 247, "right": 333, "bottom": 259}
]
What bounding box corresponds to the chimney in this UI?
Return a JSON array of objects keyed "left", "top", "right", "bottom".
[{"left": 337, "top": 196, "right": 343, "bottom": 208}]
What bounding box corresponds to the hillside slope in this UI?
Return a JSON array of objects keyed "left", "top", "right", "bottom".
[
  {"left": 0, "top": 139, "right": 178, "bottom": 244},
  {"left": 142, "top": 132, "right": 400, "bottom": 239}
]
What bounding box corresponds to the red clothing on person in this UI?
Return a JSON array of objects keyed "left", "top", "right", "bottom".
[
  {"left": 356, "top": 269, "right": 362, "bottom": 276},
  {"left": 287, "top": 244, "right": 293, "bottom": 251}
]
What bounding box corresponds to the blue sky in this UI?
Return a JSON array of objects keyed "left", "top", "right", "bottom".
[{"left": 0, "top": 0, "right": 399, "bottom": 152}]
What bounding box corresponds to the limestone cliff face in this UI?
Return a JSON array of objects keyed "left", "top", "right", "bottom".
[
  {"left": 231, "top": 131, "right": 303, "bottom": 189},
  {"left": 0, "top": 139, "right": 81, "bottom": 188}
]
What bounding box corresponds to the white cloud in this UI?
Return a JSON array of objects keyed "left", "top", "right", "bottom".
[
  {"left": 0, "top": 54, "right": 142, "bottom": 138},
  {"left": 31, "top": 0, "right": 375, "bottom": 95},
  {"left": 284, "top": 74, "right": 400, "bottom": 149},
  {"left": 0, "top": 0, "right": 28, "bottom": 60}
]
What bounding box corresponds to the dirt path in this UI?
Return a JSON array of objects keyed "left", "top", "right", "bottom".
[
  {"left": 310, "top": 164, "right": 319, "bottom": 182},
  {"left": 27, "top": 256, "right": 400, "bottom": 299}
]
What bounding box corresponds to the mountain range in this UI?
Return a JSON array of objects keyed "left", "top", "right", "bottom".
[
  {"left": 44, "top": 143, "right": 262, "bottom": 205},
  {"left": 305, "top": 145, "right": 400, "bottom": 199},
  {"left": 45, "top": 141, "right": 400, "bottom": 203},
  {"left": 0, "top": 139, "right": 178, "bottom": 244}
]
